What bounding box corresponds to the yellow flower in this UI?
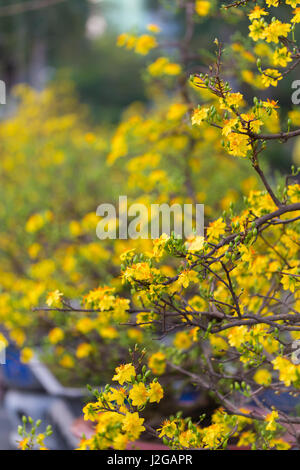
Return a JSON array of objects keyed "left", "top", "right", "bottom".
[
  {"left": 201, "top": 423, "right": 224, "bottom": 448},
  {"left": 292, "top": 7, "right": 300, "bottom": 23},
  {"left": 109, "top": 387, "right": 127, "bottom": 406},
  {"left": 253, "top": 368, "right": 272, "bottom": 385},
  {"left": 76, "top": 317, "right": 94, "bottom": 334},
  {"left": 26, "top": 213, "right": 45, "bottom": 233},
  {"left": 206, "top": 217, "right": 226, "bottom": 240},
  {"left": 265, "top": 410, "right": 279, "bottom": 431},
  {"left": 248, "top": 6, "right": 268, "bottom": 21},
  {"left": 113, "top": 434, "right": 128, "bottom": 450},
  {"left": 240, "top": 113, "right": 263, "bottom": 133},
  {"left": 120, "top": 248, "right": 136, "bottom": 262},
  {"left": 237, "top": 431, "right": 256, "bottom": 447},
  {"left": 147, "top": 24, "right": 161, "bottom": 33},
  {"left": 135, "top": 35, "right": 157, "bottom": 55},
  {"left": 112, "top": 363, "right": 136, "bottom": 385},
  {"left": 210, "top": 335, "right": 228, "bottom": 355},
  {"left": 20, "top": 347, "right": 33, "bottom": 363},
  {"left": 195, "top": 0, "right": 211, "bottom": 16},
  {"left": 273, "top": 47, "right": 292, "bottom": 67},
  {"left": 167, "top": 103, "right": 188, "bottom": 121},
  {"left": 222, "top": 118, "right": 239, "bottom": 136},
  {"left": 152, "top": 233, "right": 170, "bottom": 258},
  {"left": 28, "top": 243, "right": 41, "bottom": 259},
  {"left": 261, "top": 69, "right": 282, "bottom": 88},
  {"left": 18, "top": 437, "right": 30, "bottom": 450},
  {"left": 122, "top": 412, "right": 145, "bottom": 439},
  {"left": 164, "top": 62, "right": 182, "bottom": 75},
  {"left": 36, "top": 433, "right": 47, "bottom": 449},
  {"left": 127, "top": 328, "right": 143, "bottom": 343},
  {"left": 286, "top": 0, "right": 299, "bottom": 7},
  {"left": 220, "top": 92, "right": 243, "bottom": 109},
  {"left": 9, "top": 329, "right": 25, "bottom": 347},
  {"left": 263, "top": 20, "right": 291, "bottom": 44},
  {"left": 99, "top": 326, "right": 119, "bottom": 340},
  {"left": 148, "top": 57, "right": 168, "bottom": 76},
  {"left": 129, "top": 383, "right": 148, "bottom": 407},
  {"left": 59, "top": 354, "right": 74, "bottom": 368},
  {"left": 269, "top": 438, "right": 291, "bottom": 450},
  {"left": 76, "top": 343, "right": 93, "bottom": 359},
  {"left": 185, "top": 235, "right": 204, "bottom": 252},
  {"left": 179, "top": 429, "right": 198, "bottom": 448},
  {"left": 158, "top": 419, "right": 177, "bottom": 438},
  {"left": 249, "top": 19, "right": 267, "bottom": 42},
  {"left": 46, "top": 290, "right": 63, "bottom": 307},
  {"left": 228, "top": 326, "right": 250, "bottom": 348},
  {"left": 280, "top": 265, "right": 299, "bottom": 293},
  {"left": 174, "top": 331, "right": 192, "bottom": 350},
  {"left": 123, "top": 262, "right": 157, "bottom": 282},
  {"left": 178, "top": 269, "right": 199, "bottom": 288},
  {"left": 287, "top": 184, "right": 300, "bottom": 203},
  {"left": 272, "top": 357, "right": 298, "bottom": 386},
  {"left": 117, "top": 33, "right": 136, "bottom": 49},
  {"left": 227, "top": 132, "right": 250, "bottom": 157},
  {"left": 148, "top": 381, "right": 164, "bottom": 403},
  {"left": 191, "top": 107, "right": 209, "bottom": 125},
  {"left": 0, "top": 333, "right": 8, "bottom": 350},
  {"left": 48, "top": 327, "right": 64, "bottom": 344},
  {"left": 148, "top": 352, "right": 166, "bottom": 375},
  {"left": 82, "top": 402, "right": 99, "bottom": 422}
]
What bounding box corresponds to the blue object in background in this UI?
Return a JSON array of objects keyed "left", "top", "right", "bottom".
[
  {"left": 178, "top": 389, "right": 200, "bottom": 407},
  {"left": 249, "top": 390, "right": 300, "bottom": 414},
  {"left": 2, "top": 346, "right": 42, "bottom": 391}
]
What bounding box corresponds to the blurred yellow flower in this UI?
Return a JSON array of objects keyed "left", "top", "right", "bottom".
[
  {"left": 20, "top": 347, "right": 33, "bottom": 364},
  {"left": 48, "top": 327, "right": 64, "bottom": 344}
]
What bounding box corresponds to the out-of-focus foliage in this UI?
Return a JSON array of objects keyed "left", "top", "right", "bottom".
[
  {"left": 0, "top": 0, "right": 90, "bottom": 87},
  {"left": 0, "top": 67, "right": 256, "bottom": 387},
  {"left": 68, "top": 36, "right": 147, "bottom": 123},
  {"left": 0, "top": 80, "right": 141, "bottom": 384}
]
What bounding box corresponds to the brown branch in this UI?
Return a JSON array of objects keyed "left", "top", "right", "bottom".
[
  {"left": 252, "top": 156, "right": 282, "bottom": 207},
  {"left": 251, "top": 128, "right": 300, "bottom": 142}
]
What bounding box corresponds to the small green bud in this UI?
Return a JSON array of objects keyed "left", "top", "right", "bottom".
[{"left": 256, "top": 58, "right": 262, "bottom": 71}]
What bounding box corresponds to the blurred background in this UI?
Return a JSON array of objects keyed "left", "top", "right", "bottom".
[
  {"left": 1, "top": 0, "right": 298, "bottom": 165},
  {"left": 0, "top": 0, "right": 181, "bottom": 450}
]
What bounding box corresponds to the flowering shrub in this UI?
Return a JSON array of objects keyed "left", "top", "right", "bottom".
[
  {"left": 0, "top": 41, "right": 254, "bottom": 384},
  {"left": 3, "top": 0, "right": 300, "bottom": 450},
  {"left": 17, "top": 416, "right": 52, "bottom": 451},
  {"left": 76, "top": 357, "right": 291, "bottom": 450}
]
